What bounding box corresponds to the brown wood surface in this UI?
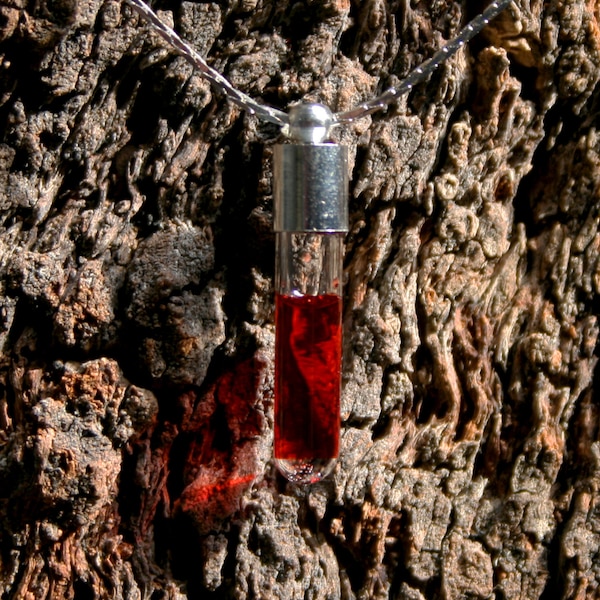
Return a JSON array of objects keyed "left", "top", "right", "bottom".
[{"left": 1, "top": 0, "right": 599, "bottom": 598}]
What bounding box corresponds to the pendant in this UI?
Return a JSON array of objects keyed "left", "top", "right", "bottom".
[{"left": 273, "top": 104, "right": 348, "bottom": 483}]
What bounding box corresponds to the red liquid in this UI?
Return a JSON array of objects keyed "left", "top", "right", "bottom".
[{"left": 274, "top": 293, "right": 342, "bottom": 461}]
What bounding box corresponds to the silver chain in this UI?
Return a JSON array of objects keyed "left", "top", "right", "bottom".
[
  {"left": 126, "top": 0, "right": 289, "bottom": 127},
  {"left": 126, "top": 0, "right": 511, "bottom": 130},
  {"left": 335, "top": 0, "right": 512, "bottom": 123}
]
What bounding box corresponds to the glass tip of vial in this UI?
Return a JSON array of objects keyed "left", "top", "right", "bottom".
[{"left": 275, "top": 457, "right": 337, "bottom": 484}]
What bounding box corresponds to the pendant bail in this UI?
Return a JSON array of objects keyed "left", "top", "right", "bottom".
[
  {"left": 274, "top": 103, "right": 348, "bottom": 233},
  {"left": 287, "top": 102, "right": 335, "bottom": 143}
]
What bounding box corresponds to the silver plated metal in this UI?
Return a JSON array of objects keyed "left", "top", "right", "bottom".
[
  {"left": 287, "top": 103, "right": 335, "bottom": 144},
  {"left": 273, "top": 104, "right": 346, "bottom": 233},
  {"left": 273, "top": 141, "right": 348, "bottom": 233}
]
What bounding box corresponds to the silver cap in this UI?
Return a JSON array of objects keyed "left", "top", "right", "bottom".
[{"left": 273, "top": 143, "right": 349, "bottom": 232}]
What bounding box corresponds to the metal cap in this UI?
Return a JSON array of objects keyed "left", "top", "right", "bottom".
[{"left": 273, "top": 143, "right": 348, "bottom": 233}]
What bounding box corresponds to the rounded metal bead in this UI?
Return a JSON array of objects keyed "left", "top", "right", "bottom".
[{"left": 287, "top": 103, "right": 334, "bottom": 143}]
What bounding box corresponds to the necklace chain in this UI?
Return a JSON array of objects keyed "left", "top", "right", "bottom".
[
  {"left": 335, "top": 0, "right": 511, "bottom": 123},
  {"left": 127, "top": 0, "right": 511, "bottom": 130}
]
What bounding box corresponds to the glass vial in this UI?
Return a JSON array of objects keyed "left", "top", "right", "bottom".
[
  {"left": 274, "top": 232, "right": 344, "bottom": 483},
  {"left": 272, "top": 115, "right": 348, "bottom": 483}
]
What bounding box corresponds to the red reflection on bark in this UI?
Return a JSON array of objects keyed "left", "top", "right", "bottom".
[{"left": 175, "top": 356, "right": 266, "bottom": 533}]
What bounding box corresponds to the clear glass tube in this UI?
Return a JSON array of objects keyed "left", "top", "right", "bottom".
[{"left": 274, "top": 231, "right": 344, "bottom": 484}]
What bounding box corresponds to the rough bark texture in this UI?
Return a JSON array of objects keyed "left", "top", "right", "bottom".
[{"left": 1, "top": 0, "right": 599, "bottom": 598}]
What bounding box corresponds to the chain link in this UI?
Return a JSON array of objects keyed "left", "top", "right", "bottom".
[{"left": 126, "top": 0, "right": 512, "bottom": 131}]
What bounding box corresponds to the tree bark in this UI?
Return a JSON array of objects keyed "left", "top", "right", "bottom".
[{"left": 1, "top": 0, "right": 599, "bottom": 598}]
